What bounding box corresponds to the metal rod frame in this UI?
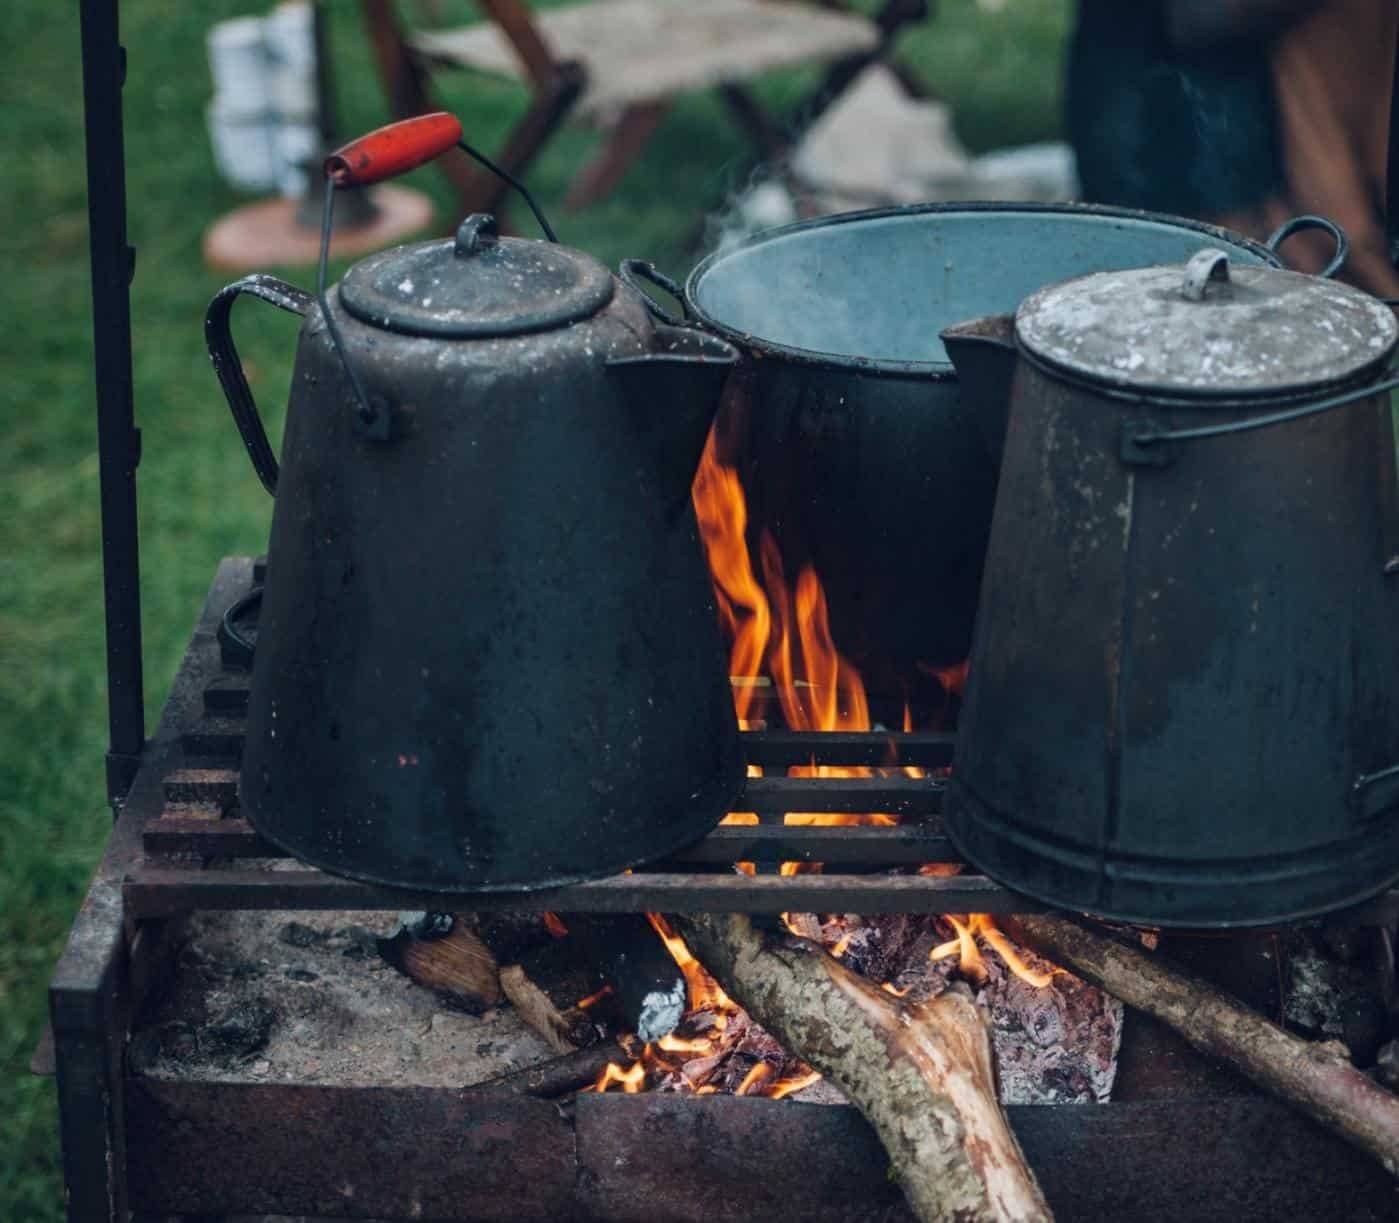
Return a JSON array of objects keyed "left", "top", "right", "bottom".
[{"left": 81, "top": 0, "right": 145, "bottom": 804}]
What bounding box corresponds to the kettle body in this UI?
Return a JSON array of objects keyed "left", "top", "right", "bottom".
[
  {"left": 206, "top": 220, "right": 743, "bottom": 891},
  {"left": 941, "top": 251, "right": 1399, "bottom": 926}
]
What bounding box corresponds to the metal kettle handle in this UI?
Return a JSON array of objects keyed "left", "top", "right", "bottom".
[
  {"left": 1265, "top": 214, "right": 1350, "bottom": 279},
  {"left": 619, "top": 260, "right": 692, "bottom": 328},
  {"left": 1123, "top": 371, "right": 1399, "bottom": 463},
  {"left": 205, "top": 274, "right": 314, "bottom": 496}
]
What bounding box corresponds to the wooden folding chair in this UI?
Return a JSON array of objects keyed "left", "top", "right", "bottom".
[{"left": 360, "top": 0, "right": 929, "bottom": 222}]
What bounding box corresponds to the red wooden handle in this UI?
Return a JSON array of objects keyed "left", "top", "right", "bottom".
[{"left": 324, "top": 112, "right": 463, "bottom": 187}]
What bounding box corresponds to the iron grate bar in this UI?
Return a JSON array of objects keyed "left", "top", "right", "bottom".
[
  {"left": 141, "top": 816, "right": 960, "bottom": 866},
  {"left": 179, "top": 720, "right": 955, "bottom": 771},
  {"left": 129, "top": 560, "right": 1006, "bottom": 917},
  {"left": 123, "top": 866, "right": 1035, "bottom": 918},
  {"left": 160, "top": 767, "right": 945, "bottom": 817}
]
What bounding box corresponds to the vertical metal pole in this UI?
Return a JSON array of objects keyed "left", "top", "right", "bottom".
[
  {"left": 80, "top": 0, "right": 145, "bottom": 804},
  {"left": 312, "top": 0, "right": 337, "bottom": 147}
]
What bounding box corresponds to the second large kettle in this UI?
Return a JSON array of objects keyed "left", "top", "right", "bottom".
[{"left": 941, "top": 248, "right": 1399, "bottom": 926}]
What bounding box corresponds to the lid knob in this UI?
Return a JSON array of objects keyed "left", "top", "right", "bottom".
[
  {"left": 1181, "top": 249, "right": 1232, "bottom": 302},
  {"left": 454, "top": 213, "right": 499, "bottom": 258}
]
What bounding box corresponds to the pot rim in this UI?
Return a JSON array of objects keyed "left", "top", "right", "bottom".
[{"left": 682, "top": 201, "right": 1283, "bottom": 379}]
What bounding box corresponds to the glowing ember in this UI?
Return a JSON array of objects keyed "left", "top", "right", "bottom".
[
  {"left": 735, "top": 1062, "right": 773, "bottom": 1095},
  {"left": 575, "top": 985, "right": 613, "bottom": 1011},
  {"left": 542, "top": 912, "right": 568, "bottom": 938}
]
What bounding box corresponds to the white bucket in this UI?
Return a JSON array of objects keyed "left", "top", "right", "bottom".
[
  {"left": 275, "top": 120, "right": 321, "bottom": 197},
  {"left": 207, "top": 3, "right": 322, "bottom": 195},
  {"left": 207, "top": 99, "right": 281, "bottom": 193},
  {"left": 264, "top": 2, "right": 318, "bottom": 119},
  {"left": 207, "top": 17, "right": 270, "bottom": 117}
]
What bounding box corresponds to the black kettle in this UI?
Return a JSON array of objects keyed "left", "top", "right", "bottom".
[
  {"left": 942, "top": 248, "right": 1399, "bottom": 926},
  {"left": 204, "top": 116, "right": 743, "bottom": 891}
]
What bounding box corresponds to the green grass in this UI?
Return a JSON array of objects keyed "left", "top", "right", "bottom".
[{"left": 0, "top": 1, "right": 1066, "bottom": 1215}]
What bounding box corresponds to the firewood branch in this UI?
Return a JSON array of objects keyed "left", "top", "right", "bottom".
[
  {"left": 674, "top": 912, "right": 1052, "bottom": 1223},
  {"left": 1008, "top": 914, "right": 1399, "bottom": 1177}
]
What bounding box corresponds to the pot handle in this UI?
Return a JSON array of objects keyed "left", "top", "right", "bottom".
[
  {"left": 1122, "top": 370, "right": 1399, "bottom": 465},
  {"left": 1354, "top": 763, "right": 1399, "bottom": 819},
  {"left": 1265, "top": 214, "right": 1349, "bottom": 279},
  {"left": 205, "top": 274, "right": 314, "bottom": 496},
  {"left": 619, "top": 260, "right": 692, "bottom": 328}
]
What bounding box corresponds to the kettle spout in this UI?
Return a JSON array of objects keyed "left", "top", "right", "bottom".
[
  {"left": 940, "top": 314, "right": 1018, "bottom": 463},
  {"left": 608, "top": 325, "right": 739, "bottom": 515}
]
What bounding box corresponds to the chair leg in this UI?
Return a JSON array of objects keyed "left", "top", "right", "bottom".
[
  {"left": 563, "top": 101, "right": 672, "bottom": 210},
  {"left": 799, "top": 0, "right": 935, "bottom": 121},
  {"left": 360, "top": 0, "right": 436, "bottom": 121},
  {"left": 468, "top": 61, "right": 587, "bottom": 230},
  {"left": 719, "top": 84, "right": 790, "bottom": 162},
  {"left": 359, "top": 0, "right": 484, "bottom": 214}
]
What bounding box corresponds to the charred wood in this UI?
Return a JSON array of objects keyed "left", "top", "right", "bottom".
[
  {"left": 499, "top": 964, "right": 597, "bottom": 1054},
  {"left": 566, "top": 914, "right": 686, "bottom": 1042},
  {"left": 674, "top": 912, "right": 1052, "bottom": 1223},
  {"left": 1009, "top": 914, "right": 1399, "bottom": 1177},
  {"left": 467, "top": 1040, "right": 635, "bottom": 1098}
]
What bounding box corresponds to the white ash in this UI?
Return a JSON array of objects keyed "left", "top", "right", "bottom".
[
  {"left": 131, "top": 908, "right": 555, "bottom": 1088},
  {"left": 637, "top": 978, "right": 688, "bottom": 1043},
  {"left": 829, "top": 914, "right": 1122, "bottom": 1105}
]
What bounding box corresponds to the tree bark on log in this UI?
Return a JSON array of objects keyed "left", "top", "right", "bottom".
[
  {"left": 1008, "top": 914, "right": 1399, "bottom": 1176},
  {"left": 674, "top": 912, "right": 1052, "bottom": 1223}
]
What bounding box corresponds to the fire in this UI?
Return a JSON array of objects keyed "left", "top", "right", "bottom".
[
  {"left": 593, "top": 1060, "right": 646, "bottom": 1094},
  {"left": 645, "top": 912, "right": 734, "bottom": 1019},
  {"left": 589, "top": 911, "right": 818, "bottom": 1097},
  {"left": 930, "top": 914, "right": 1056, "bottom": 989},
  {"left": 691, "top": 434, "right": 1052, "bottom": 990},
  {"left": 693, "top": 435, "right": 769, "bottom": 729},
  {"left": 593, "top": 433, "right": 1051, "bottom": 1098}
]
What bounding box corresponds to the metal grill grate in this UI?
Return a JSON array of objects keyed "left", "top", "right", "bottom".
[{"left": 123, "top": 560, "right": 1045, "bottom": 918}]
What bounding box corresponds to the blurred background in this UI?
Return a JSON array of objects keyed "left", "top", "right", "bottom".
[{"left": 0, "top": 1, "right": 1068, "bottom": 1215}]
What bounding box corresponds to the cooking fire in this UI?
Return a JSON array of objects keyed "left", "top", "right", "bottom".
[
  {"left": 591, "top": 435, "right": 1071, "bottom": 1099},
  {"left": 51, "top": 64, "right": 1399, "bottom": 1216}
]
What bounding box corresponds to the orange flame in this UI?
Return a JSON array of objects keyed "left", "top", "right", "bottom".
[
  {"left": 575, "top": 985, "right": 613, "bottom": 1011},
  {"left": 693, "top": 433, "right": 770, "bottom": 729},
  {"left": 735, "top": 1062, "right": 773, "bottom": 1096},
  {"left": 767, "top": 1067, "right": 823, "bottom": 1099},
  {"left": 591, "top": 1060, "right": 646, "bottom": 1094},
  {"left": 591, "top": 434, "right": 1052, "bottom": 1099},
  {"left": 691, "top": 437, "right": 1054, "bottom": 991},
  {"left": 930, "top": 914, "right": 1055, "bottom": 989}
]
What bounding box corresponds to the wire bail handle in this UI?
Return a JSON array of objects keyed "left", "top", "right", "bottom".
[{"left": 317, "top": 113, "right": 559, "bottom": 439}]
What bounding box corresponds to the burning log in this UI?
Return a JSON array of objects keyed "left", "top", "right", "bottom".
[
  {"left": 566, "top": 914, "right": 687, "bottom": 1042},
  {"left": 674, "top": 912, "right": 1053, "bottom": 1223},
  {"left": 468, "top": 1039, "right": 636, "bottom": 1098},
  {"left": 498, "top": 964, "right": 597, "bottom": 1054},
  {"left": 1008, "top": 914, "right": 1399, "bottom": 1177},
  {"left": 376, "top": 913, "right": 501, "bottom": 1014}
]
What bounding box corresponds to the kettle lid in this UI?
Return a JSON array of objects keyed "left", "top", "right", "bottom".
[
  {"left": 338, "top": 214, "right": 615, "bottom": 338},
  {"left": 1015, "top": 249, "right": 1398, "bottom": 399}
]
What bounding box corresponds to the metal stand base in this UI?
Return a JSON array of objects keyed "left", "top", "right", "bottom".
[{"left": 202, "top": 185, "right": 434, "bottom": 273}]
